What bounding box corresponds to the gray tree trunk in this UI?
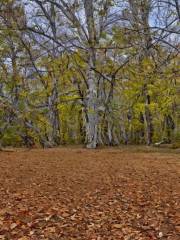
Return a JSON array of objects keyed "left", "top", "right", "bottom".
[
  {"left": 48, "top": 2, "right": 61, "bottom": 145},
  {"left": 144, "top": 89, "right": 153, "bottom": 145},
  {"left": 84, "top": 0, "right": 99, "bottom": 148},
  {"left": 48, "top": 81, "right": 61, "bottom": 145},
  {"left": 85, "top": 50, "right": 98, "bottom": 148}
]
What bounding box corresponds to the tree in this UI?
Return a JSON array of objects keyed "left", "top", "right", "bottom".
[{"left": 0, "top": 0, "right": 179, "bottom": 148}]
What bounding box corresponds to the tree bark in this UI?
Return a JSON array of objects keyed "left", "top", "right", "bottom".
[
  {"left": 85, "top": 49, "right": 98, "bottom": 148},
  {"left": 84, "top": 0, "right": 99, "bottom": 148},
  {"left": 144, "top": 89, "right": 153, "bottom": 145}
]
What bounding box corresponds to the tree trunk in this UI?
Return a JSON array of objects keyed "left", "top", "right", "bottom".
[
  {"left": 48, "top": 2, "right": 61, "bottom": 146},
  {"left": 85, "top": 49, "right": 98, "bottom": 148},
  {"left": 48, "top": 80, "right": 61, "bottom": 145},
  {"left": 144, "top": 89, "right": 153, "bottom": 145},
  {"left": 84, "top": 0, "right": 99, "bottom": 148}
]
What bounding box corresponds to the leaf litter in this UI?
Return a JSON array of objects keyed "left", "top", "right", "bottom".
[{"left": 0, "top": 147, "right": 179, "bottom": 239}]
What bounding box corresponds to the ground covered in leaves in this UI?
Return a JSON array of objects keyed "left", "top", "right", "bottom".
[{"left": 0, "top": 147, "right": 179, "bottom": 240}]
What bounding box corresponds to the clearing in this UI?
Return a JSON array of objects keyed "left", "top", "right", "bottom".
[{"left": 0, "top": 147, "right": 179, "bottom": 240}]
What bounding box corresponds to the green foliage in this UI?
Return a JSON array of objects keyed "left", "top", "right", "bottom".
[
  {"left": 1, "top": 127, "right": 22, "bottom": 147},
  {"left": 0, "top": 0, "right": 179, "bottom": 147}
]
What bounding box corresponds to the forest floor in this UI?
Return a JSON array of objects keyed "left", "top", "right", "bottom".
[{"left": 0, "top": 147, "right": 179, "bottom": 240}]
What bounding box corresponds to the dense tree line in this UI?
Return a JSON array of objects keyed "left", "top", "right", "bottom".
[{"left": 0, "top": 0, "right": 179, "bottom": 148}]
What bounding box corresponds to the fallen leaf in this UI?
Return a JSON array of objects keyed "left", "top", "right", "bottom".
[
  {"left": 18, "top": 237, "right": 29, "bottom": 240},
  {"left": 10, "top": 223, "right": 18, "bottom": 230},
  {"left": 46, "top": 227, "right": 56, "bottom": 233},
  {"left": 70, "top": 214, "right": 76, "bottom": 221},
  {"left": 113, "top": 224, "right": 122, "bottom": 229}
]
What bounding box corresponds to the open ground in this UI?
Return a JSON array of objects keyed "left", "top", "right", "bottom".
[{"left": 0, "top": 147, "right": 179, "bottom": 240}]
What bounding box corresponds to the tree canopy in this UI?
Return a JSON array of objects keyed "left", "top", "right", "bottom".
[{"left": 0, "top": 0, "right": 179, "bottom": 148}]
